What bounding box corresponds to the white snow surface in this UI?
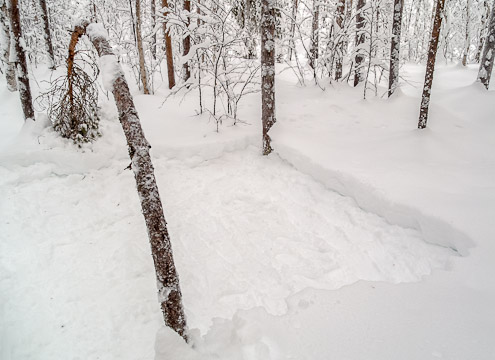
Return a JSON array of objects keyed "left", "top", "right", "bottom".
[{"left": 1, "top": 63, "right": 494, "bottom": 359}]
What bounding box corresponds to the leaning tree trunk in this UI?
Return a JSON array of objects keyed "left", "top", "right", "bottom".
[
  {"left": 388, "top": 0, "right": 404, "bottom": 97},
  {"left": 8, "top": 0, "right": 34, "bottom": 121},
  {"left": 162, "top": 0, "right": 175, "bottom": 89},
  {"left": 261, "top": 0, "right": 276, "bottom": 156},
  {"left": 353, "top": 0, "right": 366, "bottom": 87},
  {"left": 0, "top": 0, "right": 16, "bottom": 91},
  {"left": 69, "top": 20, "right": 187, "bottom": 341},
  {"left": 334, "top": 0, "right": 345, "bottom": 80},
  {"left": 38, "top": 0, "right": 55, "bottom": 69},
  {"left": 478, "top": 0, "right": 495, "bottom": 89},
  {"left": 183, "top": 0, "right": 191, "bottom": 81},
  {"left": 135, "top": 0, "right": 150, "bottom": 94},
  {"left": 418, "top": 0, "right": 446, "bottom": 129}
]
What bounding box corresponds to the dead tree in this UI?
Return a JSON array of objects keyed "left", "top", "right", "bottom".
[
  {"left": 354, "top": 0, "right": 366, "bottom": 87},
  {"left": 183, "top": 0, "right": 191, "bottom": 81},
  {"left": 68, "top": 20, "right": 188, "bottom": 340},
  {"left": 151, "top": 0, "right": 157, "bottom": 60},
  {"left": 135, "top": 0, "right": 150, "bottom": 94},
  {"left": 388, "top": 0, "right": 404, "bottom": 97},
  {"left": 0, "top": 0, "right": 16, "bottom": 91},
  {"left": 261, "top": 0, "right": 276, "bottom": 155},
  {"left": 478, "top": 0, "right": 495, "bottom": 89},
  {"left": 38, "top": 0, "right": 55, "bottom": 69},
  {"left": 162, "top": 0, "right": 176, "bottom": 89},
  {"left": 288, "top": 0, "right": 299, "bottom": 61},
  {"left": 8, "top": 0, "right": 34, "bottom": 121},
  {"left": 418, "top": 0, "right": 446, "bottom": 129}
]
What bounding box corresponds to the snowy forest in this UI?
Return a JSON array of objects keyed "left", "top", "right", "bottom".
[{"left": 1, "top": 0, "right": 495, "bottom": 358}]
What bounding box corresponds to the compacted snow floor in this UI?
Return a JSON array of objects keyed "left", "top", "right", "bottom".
[{"left": 1, "top": 63, "right": 494, "bottom": 359}]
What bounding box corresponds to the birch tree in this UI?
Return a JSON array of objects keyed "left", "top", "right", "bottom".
[
  {"left": 261, "top": 0, "right": 276, "bottom": 155},
  {"left": 418, "top": 0, "right": 446, "bottom": 129},
  {"left": 0, "top": 0, "right": 16, "bottom": 90},
  {"left": 354, "top": 0, "right": 366, "bottom": 87},
  {"left": 8, "top": 0, "right": 34, "bottom": 121},
  {"left": 478, "top": 0, "right": 495, "bottom": 89},
  {"left": 135, "top": 0, "right": 150, "bottom": 94},
  {"left": 183, "top": 0, "right": 191, "bottom": 81},
  {"left": 388, "top": 0, "right": 404, "bottom": 97}
]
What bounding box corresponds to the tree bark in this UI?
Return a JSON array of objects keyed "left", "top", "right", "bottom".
[
  {"left": 38, "top": 0, "right": 55, "bottom": 69},
  {"left": 462, "top": 0, "right": 470, "bottom": 66},
  {"left": 309, "top": 1, "right": 319, "bottom": 70},
  {"left": 475, "top": 0, "right": 490, "bottom": 63},
  {"left": 261, "top": 0, "right": 276, "bottom": 156},
  {"left": 388, "top": 0, "right": 404, "bottom": 97},
  {"left": 69, "top": 20, "right": 188, "bottom": 341},
  {"left": 478, "top": 0, "right": 495, "bottom": 89},
  {"left": 353, "top": 0, "right": 366, "bottom": 87},
  {"left": 8, "top": 0, "right": 34, "bottom": 121},
  {"left": 288, "top": 0, "right": 298, "bottom": 61},
  {"left": 135, "top": 0, "right": 150, "bottom": 94},
  {"left": 162, "top": 0, "right": 175, "bottom": 89},
  {"left": 183, "top": 0, "right": 191, "bottom": 81},
  {"left": 0, "top": 0, "right": 16, "bottom": 91},
  {"left": 151, "top": 0, "right": 157, "bottom": 60},
  {"left": 418, "top": 0, "right": 446, "bottom": 129},
  {"left": 334, "top": 0, "right": 345, "bottom": 80}
]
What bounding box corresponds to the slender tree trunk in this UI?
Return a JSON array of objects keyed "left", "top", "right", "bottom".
[
  {"left": 475, "top": 0, "right": 490, "bottom": 63},
  {"left": 8, "top": 0, "right": 34, "bottom": 121},
  {"left": 335, "top": 0, "right": 345, "bottom": 80},
  {"left": 151, "top": 0, "right": 157, "bottom": 60},
  {"left": 70, "top": 20, "right": 188, "bottom": 341},
  {"left": 353, "top": 0, "right": 366, "bottom": 87},
  {"left": 183, "top": 0, "right": 191, "bottom": 81},
  {"left": 135, "top": 0, "right": 149, "bottom": 94},
  {"left": 0, "top": 0, "right": 16, "bottom": 91},
  {"left": 261, "top": 0, "right": 276, "bottom": 156},
  {"left": 418, "top": 0, "right": 446, "bottom": 129},
  {"left": 288, "top": 0, "right": 298, "bottom": 61},
  {"left": 162, "top": 0, "right": 175, "bottom": 89},
  {"left": 309, "top": 1, "right": 319, "bottom": 70},
  {"left": 38, "top": 0, "right": 55, "bottom": 69},
  {"left": 462, "top": 0, "right": 470, "bottom": 66},
  {"left": 478, "top": 0, "right": 495, "bottom": 89},
  {"left": 388, "top": 0, "right": 404, "bottom": 97}
]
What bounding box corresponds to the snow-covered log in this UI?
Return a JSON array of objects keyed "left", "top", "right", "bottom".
[{"left": 69, "top": 20, "right": 188, "bottom": 341}]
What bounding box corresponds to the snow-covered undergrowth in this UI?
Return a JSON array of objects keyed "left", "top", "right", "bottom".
[{"left": 2, "top": 63, "right": 494, "bottom": 359}]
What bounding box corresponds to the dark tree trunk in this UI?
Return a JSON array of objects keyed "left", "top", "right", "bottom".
[
  {"left": 183, "top": 0, "right": 191, "bottom": 81},
  {"left": 70, "top": 21, "right": 188, "bottom": 341},
  {"left": 38, "top": 0, "right": 55, "bottom": 69},
  {"left": 135, "top": 0, "right": 150, "bottom": 94},
  {"left": 388, "top": 0, "right": 404, "bottom": 97},
  {"left": 418, "top": 0, "right": 446, "bottom": 129},
  {"left": 309, "top": 2, "right": 319, "bottom": 70},
  {"left": 0, "top": 0, "right": 16, "bottom": 91},
  {"left": 261, "top": 0, "right": 276, "bottom": 156},
  {"left": 353, "top": 0, "right": 366, "bottom": 87},
  {"left": 162, "top": 0, "right": 175, "bottom": 89},
  {"left": 8, "top": 0, "right": 34, "bottom": 121},
  {"left": 334, "top": 0, "right": 345, "bottom": 80},
  {"left": 151, "top": 0, "right": 156, "bottom": 60},
  {"left": 478, "top": 0, "right": 495, "bottom": 89}
]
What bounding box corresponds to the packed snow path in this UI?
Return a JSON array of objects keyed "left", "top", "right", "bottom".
[{"left": 1, "top": 140, "right": 454, "bottom": 359}]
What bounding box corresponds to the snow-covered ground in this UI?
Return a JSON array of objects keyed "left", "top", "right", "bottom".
[{"left": 1, "top": 63, "right": 494, "bottom": 360}]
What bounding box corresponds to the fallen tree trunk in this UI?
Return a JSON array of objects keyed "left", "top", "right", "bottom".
[{"left": 68, "top": 21, "right": 188, "bottom": 341}]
